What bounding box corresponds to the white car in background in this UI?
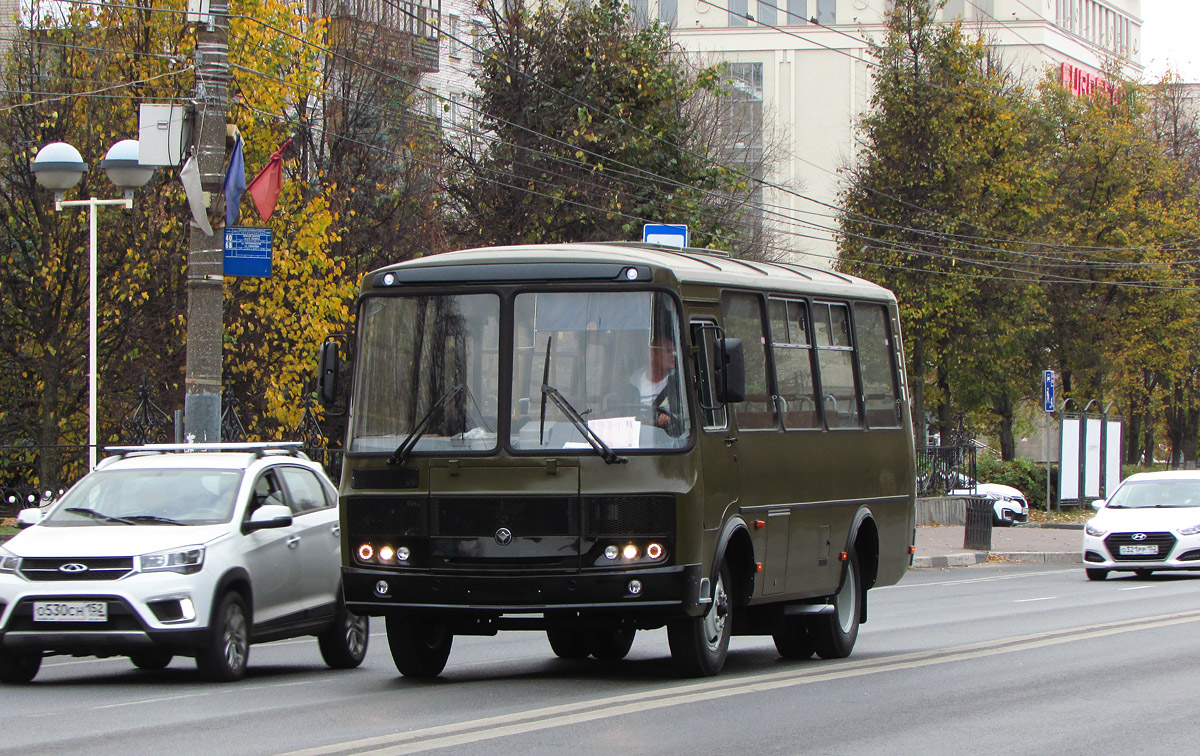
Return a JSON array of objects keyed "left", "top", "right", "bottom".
[
  {"left": 1082, "top": 470, "right": 1200, "bottom": 581},
  {"left": 950, "top": 475, "right": 1029, "bottom": 526},
  {"left": 0, "top": 443, "right": 367, "bottom": 683}
]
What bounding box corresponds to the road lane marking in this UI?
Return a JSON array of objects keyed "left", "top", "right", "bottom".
[
  {"left": 883, "top": 569, "right": 1068, "bottom": 589},
  {"left": 1120, "top": 585, "right": 1154, "bottom": 592},
  {"left": 91, "top": 692, "right": 209, "bottom": 710},
  {"left": 1013, "top": 597, "right": 1055, "bottom": 603},
  {"left": 275, "top": 608, "right": 1200, "bottom": 756}
]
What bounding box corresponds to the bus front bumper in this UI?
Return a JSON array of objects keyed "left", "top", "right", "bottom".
[{"left": 343, "top": 563, "right": 705, "bottom": 621}]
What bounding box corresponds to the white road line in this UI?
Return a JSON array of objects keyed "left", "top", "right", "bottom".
[
  {"left": 1013, "top": 597, "right": 1055, "bottom": 603},
  {"left": 275, "top": 609, "right": 1200, "bottom": 756}
]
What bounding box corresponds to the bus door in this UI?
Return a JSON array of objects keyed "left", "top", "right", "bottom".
[{"left": 689, "top": 316, "right": 740, "bottom": 535}]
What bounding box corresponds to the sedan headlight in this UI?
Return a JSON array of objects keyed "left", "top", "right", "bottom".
[
  {"left": 1085, "top": 521, "right": 1107, "bottom": 537},
  {"left": 139, "top": 546, "right": 204, "bottom": 574},
  {"left": 1179, "top": 523, "right": 1200, "bottom": 536},
  {"left": 0, "top": 548, "right": 19, "bottom": 574}
]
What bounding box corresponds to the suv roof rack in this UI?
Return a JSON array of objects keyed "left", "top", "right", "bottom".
[{"left": 104, "top": 442, "right": 306, "bottom": 461}]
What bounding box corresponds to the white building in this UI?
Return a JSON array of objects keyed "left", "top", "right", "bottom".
[{"left": 665, "top": 0, "right": 1144, "bottom": 263}]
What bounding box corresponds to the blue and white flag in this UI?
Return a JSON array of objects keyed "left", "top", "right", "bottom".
[{"left": 223, "top": 134, "right": 246, "bottom": 228}]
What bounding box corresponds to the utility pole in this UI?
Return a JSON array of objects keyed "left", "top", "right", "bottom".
[{"left": 184, "top": 0, "right": 229, "bottom": 442}]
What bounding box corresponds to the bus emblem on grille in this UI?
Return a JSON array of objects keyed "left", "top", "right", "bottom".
[
  {"left": 495, "top": 528, "right": 513, "bottom": 546},
  {"left": 59, "top": 563, "right": 89, "bottom": 573}
]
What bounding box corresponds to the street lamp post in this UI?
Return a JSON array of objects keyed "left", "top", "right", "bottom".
[{"left": 32, "top": 140, "right": 155, "bottom": 470}]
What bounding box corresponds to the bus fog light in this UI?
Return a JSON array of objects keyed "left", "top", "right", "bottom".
[
  {"left": 604, "top": 545, "right": 619, "bottom": 560},
  {"left": 628, "top": 580, "right": 642, "bottom": 595},
  {"left": 622, "top": 544, "right": 639, "bottom": 560},
  {"left": 379, "top": 545, "right": 395, "bottom": 562},
  {"left": 646, "top": 543, "right": 663, "bottom": 560},
  {"left": 397, "top": 546, "right": 411, "bottom": 562},
  {"left": 357, "top": 543, "right": 374, "bottom": 562}
]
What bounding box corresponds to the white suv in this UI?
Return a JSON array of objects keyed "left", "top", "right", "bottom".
[{"left": 0, "top": 443, "right": 367, "bottom": 683}]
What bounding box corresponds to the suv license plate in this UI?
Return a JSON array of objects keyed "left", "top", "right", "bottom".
[
  {"left": 33, "top": 601, "right": 108, "bottom": 622},
  {"left": 1119, "top": 544, "right": 1159, "bottom": 556}
]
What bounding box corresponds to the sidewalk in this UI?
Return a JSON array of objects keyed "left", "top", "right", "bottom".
[{"left": 913, "top": 524, "right": 1083, "bottom": 568}]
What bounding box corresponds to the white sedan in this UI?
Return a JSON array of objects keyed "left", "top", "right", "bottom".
[{"left": 1082, "top": 471, "right": 1200, "bottom": 580}]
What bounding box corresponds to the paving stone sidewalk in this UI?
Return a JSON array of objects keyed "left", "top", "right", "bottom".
[{"left": 913, "top": 524, "right": 1083, "bottom": 568}]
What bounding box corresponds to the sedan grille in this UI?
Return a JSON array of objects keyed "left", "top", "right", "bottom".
[
  {"left": 18, "top": 557, "right": 135, "bottom": 582},
  {"left": 1104, "top": 532, "right": 1176, "bottom": 562}
]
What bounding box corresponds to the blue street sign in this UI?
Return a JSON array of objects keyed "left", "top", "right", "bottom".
[
  {"left": 642, "top": 223, "right": 689, "bottom": 249},
  {"left": 224, "top": 227, "right": 273, "bottom": 278},
  {"left": 1043, "top": 369, "right": 1056, "bottom": 412}
]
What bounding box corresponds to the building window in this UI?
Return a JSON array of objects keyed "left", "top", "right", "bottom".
[
  {"left": 757, "top": 0, "right": 776, "bottom": 27},
  {"left": 815, "top": 0, "right": 834, "bottom": 24},
  {"left": 784, "top": 0, "right": 805, "bottom": 25},
  {"left": 658, "top": 0, "right": 677, "bottom": 26},
  {"left": 729, "top": 0, "right": 748, "bottom": 27}
]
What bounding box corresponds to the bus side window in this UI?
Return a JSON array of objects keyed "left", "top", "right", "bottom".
[
  {"left": 768, "top": 298, "right": 820, "bottom": 429},
  {"left": 854, "top": 302, "right": 902, "bottom": 428},
  {"left": 720, "top": 292, "right": 777, "bottom": 430},
  {"left": 813, "top": 301, "right": 863, "bottom": 429},
  {"left": 690, "top": 321, "right": 728, "bottom": 430}
]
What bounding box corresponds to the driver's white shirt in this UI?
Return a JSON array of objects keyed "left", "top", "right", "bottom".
[{"left": 632, "top": 371, "right": 669, "bottom": 404}]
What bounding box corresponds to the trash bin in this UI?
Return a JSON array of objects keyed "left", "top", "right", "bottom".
[{"left": 963, "top": 498, "right": 993, "bottom": 551}]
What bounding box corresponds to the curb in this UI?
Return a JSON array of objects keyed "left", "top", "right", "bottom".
[{"left": 912, "top": 551, "right": 1081, "bottom": 569}]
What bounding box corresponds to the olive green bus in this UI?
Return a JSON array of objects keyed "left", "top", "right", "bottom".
[{"left": 319, "top": 242, "right": 916, "bottom": 678}]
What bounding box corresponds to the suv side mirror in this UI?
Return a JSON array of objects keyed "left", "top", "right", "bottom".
[
  {"left": 318, "top": 339, "right": 341, "bottom": 408},
  {"left": 716, "top": 337, "right": 745, "bottom": 404},
  {"left": 16, "top": 508, "right": 42, "bottom": 529},
  {"left": 242, "top": 504, "right": 294, "bottom": 534}
]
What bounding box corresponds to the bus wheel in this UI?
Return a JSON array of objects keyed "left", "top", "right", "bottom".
[
  {"left": 809, "top": 551, "right": 861, "bottom": 660},
  {"left": 547, "top": 628, "right": 591, "bottom": 659},
  {"left": 667, "top": 561, "right": 732, "bottom": 677},
  {"left": 772, "top": 615, "right": 814, "bottom": 660},
  {"left": 590, "top": 629, "right": 635, "bottom": 661},
  {"left": 386, "top": 615, "right": 452, "bottom": 678}
]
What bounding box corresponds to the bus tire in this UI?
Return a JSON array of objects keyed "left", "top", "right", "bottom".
[
  {"left": 547, "top": 628, "right": 591, "bottom": 659},
  {"left": 667, "top": 560, "right": 732, "bottom": 677},
  {"left": 386, "top": 615, "right": 452, "bottom": 678},
  {"left": 809, "top": 551, "right": 861, "bottom": 660},
  {"left": 772, "top": 615, "right": 814, "bottom": 660},
  {"left": 590, "top": 628, "right": 635, "bottom": 661}
]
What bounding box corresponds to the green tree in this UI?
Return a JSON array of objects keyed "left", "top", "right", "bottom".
[{"left": 451, "top": 0, "right": 768, "bottom": 256}]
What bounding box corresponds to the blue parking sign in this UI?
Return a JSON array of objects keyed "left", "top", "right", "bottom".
[{"left": 1043, "top": 370, "right": 1055, "bottom": 412}]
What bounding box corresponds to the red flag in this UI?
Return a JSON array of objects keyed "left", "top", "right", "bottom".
[{"left": 247, "top": 138, "right": 292, "bottom": 222}]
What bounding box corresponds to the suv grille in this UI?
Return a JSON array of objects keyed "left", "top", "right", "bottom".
[
  {"left": 1104, "top": 532, "right": 1176, "bottom": 562},
  {"left": 19, "top": 557, "right": 135, "bottom": 582}
]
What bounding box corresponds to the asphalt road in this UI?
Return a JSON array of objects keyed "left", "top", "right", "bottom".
[{"left": 5, "top": 563, "right": 1200, "bottom": 756}]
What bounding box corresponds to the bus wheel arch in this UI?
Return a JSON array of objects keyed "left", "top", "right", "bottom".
[
  {"left": 846, "top": 509, "right": 880, "bottom": 624},
  {"left": 716, "top": 519, "right": 756, "bottom": 611}
]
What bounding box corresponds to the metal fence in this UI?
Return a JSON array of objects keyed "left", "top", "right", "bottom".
[
  {"left": 916, "top": 443, "right": 977, "bottom": 497},
  {"left": 1, "top": 383, "right": 342, "bottom": 517}
]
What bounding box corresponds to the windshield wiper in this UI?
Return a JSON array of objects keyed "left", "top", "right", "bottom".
[
  {"left": 124, "top": 515, "right": 188, "bottom": 525},
  {"left": 64, "top": 507, "right": 135, "bottom": 525},
  {"left": 540, "top": 385, "right": 626, "bottom": 465},
  {"left": 389, "top": 384, "right": 464, "bottom": 466}
]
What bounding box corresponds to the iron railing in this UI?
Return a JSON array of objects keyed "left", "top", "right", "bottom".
[{"left": 916, "top": 443, "right": 977, "bottom": 497}]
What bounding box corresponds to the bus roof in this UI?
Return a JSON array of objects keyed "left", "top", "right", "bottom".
[{"left": 368, "top": 243, "right": 895, "bottom": 301}]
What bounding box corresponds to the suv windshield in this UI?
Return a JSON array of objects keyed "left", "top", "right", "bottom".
[{"left": 43, "top": 469, "right": 242, "bottom": 526}]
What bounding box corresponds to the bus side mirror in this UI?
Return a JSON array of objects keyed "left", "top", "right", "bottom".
[
  {"left": 318, "top": 339, "right": 341, "bottom": 408},
  {"left": 716, "top": 337, "right": 745, "bottom": 404}
]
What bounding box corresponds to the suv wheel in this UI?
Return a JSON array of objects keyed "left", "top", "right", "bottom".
[
  {"left": 0, "top": 648, "right": 42, "bottom": 684},
  {"left": 196, "top": 592, "right": 250, "bottom": 682},
  {"left": 318, "top": 593, "right": 369, "bottom": 669}
]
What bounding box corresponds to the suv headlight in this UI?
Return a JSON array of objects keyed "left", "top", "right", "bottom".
[
  {"left": 139, "top": 546, "right": 204, "bottom": 574},
  {"left": 0, "top": 548, "right": 19, "bottom": 574},
  {"left": 1085, "top": 521, "right": 1107, "bottom": 537}
]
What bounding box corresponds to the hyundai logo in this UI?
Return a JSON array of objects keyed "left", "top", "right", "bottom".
[
  {"left": 495, "top": 527, "right": 513, "bottom": 546},
  {"left": 1132, "top": 533, "right": 1148, "bottom": 541},
  {"left": 59, "top": 563, "right": 89, "bottom": 573}
]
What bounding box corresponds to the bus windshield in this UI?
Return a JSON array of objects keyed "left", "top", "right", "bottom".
[
  {"left": 348, "top": 290, "right": 691, "bottom": 456},
  {"left": 511, "top": 291, "right": 690, "bottom": 452}
]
